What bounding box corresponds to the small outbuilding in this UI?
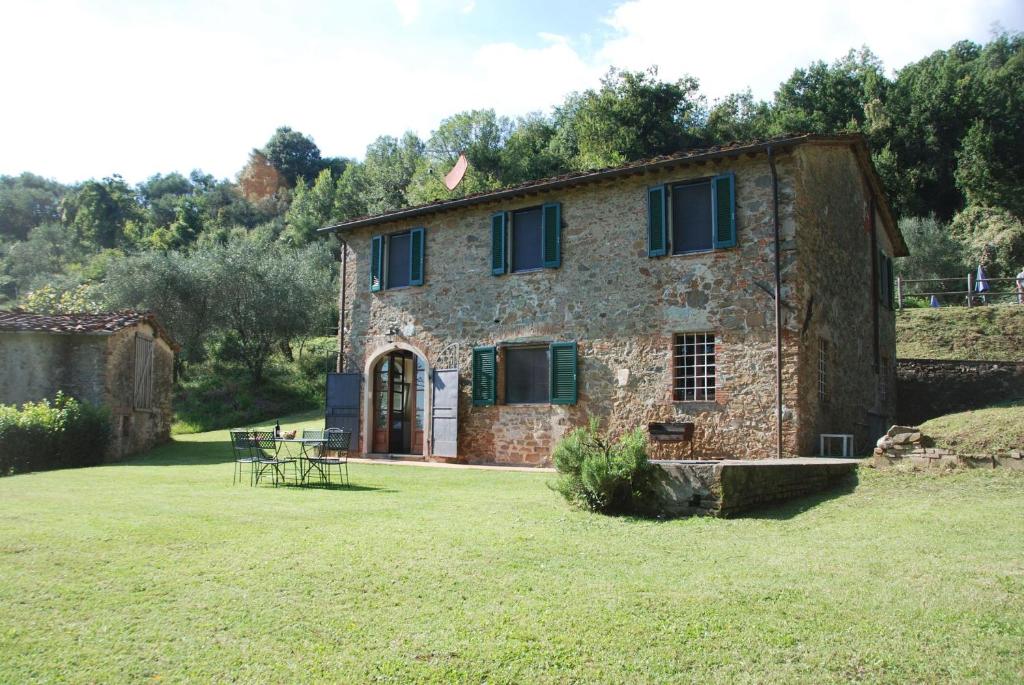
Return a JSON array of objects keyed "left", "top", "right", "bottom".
[{"left": 0, "top": 310, "right": 178, "bottom": 460}]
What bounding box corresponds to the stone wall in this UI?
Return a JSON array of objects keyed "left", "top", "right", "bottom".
[
  {"left": 0, "top": 324, "right": 174, "bottom": 461},
  {"left": 0, "top": 331, "right": 107, "bottom": 407},
  {"left": 336, "top": 144, "right": 898, "bottom": 465},
  {"left": 896, "top": 358, "right": 1024, "bottom": 426},
  {"left": 873, "top": 424, "right": 1024, "bottom": 470},
  {"left": 103, "top": 324, "right": 175, "bottom": 460},
  {"left": 792, "top": 144, "right": 897, "bottom": 457},
  {"left": 652, "top": 458, "right": 859, "bottom": 517}
]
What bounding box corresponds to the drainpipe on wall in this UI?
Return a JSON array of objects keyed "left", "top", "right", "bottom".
[
  {"left": 767, "top": 146, "right": 784, "bottom": 460},
  {"left": 336, "top": 235, "right": 348, "bottom": 373}
]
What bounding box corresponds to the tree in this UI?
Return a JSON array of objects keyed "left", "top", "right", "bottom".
[
  {"left": 553, "top": 67, "right": 707, "bottom": 170},
  {"left": 237, "top": 151, "right": 286, "bottom": 201},
  {"left": 704, "top": 90, "right": 772, "bottom": 144},
  {"left": 894, "top": 216, "right": 965, "bottom": 284},
  {"left": 950, "top": 206, "right": 1024, "bottom": 279},
  {"left": 60, "top": 176, "right": 138, "bottom": 248},
  {"left": 261, "top": 126, "right": 324, "bottom": 187},
  {"left": 282, "top": 168, "right": 337, "bottom": 245},
  {"left": 360, "top": 133, "right": 424, "bottom": 214},
  {"left": 0, "top": 173, "right": 67, "bottom": 241}
]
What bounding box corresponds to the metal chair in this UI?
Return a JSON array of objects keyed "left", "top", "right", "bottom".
[
  {"left": 252, "top": 430, "right": 297, "bottom": 486},
  {"left": 230, "top": 429, "right": 258, "bottom": 486},
  {"left": 299, "top": 429, "right": 325, "bottom": 459},
  {"left": 303, "top": 428, "right": 351, "bottom": 486}
]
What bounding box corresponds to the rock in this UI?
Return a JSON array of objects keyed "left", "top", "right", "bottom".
[
  {"left": 892, "top": 431, "right": 921, "bottom": 445},
  {"left": 876, "top": 436, "right": 893, "bottom": 449}
]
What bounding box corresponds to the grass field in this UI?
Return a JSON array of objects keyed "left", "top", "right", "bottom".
[
  {"left": 1, "top": 414, "right": 1023, "bottom": 683},
  {"left": 921, "top": 399, "right": 1024, "bottom": 454},
  {"left": 896, "top": 304, "right": 1024, "bottom": 361}
]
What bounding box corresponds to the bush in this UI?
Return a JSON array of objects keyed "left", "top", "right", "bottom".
[
  {"left": 0, "top": 393, "right": 110, "bottom": 476},
  {"left": 552, "top": 418, "right": 658, "bottom": 515}
]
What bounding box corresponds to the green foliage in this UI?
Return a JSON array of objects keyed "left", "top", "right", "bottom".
[
  {"left": 552, "top": 418, "right": 657, "bottom": 515},
  {"left": 61, "top": 175, "right": 139, "bottom": 248},
  {"left": 171, "top": 339, "right": 333, "bottom": 433},
  {"left": 102, "top": 235, "right": 335, "bottom": 384},
  {"left": 895, "top": 216, "right": 965, "bottom": 283},
  {"left": 554, "top": 67, "right": 706, "bottom": 170},
  {"left": 282, "top": 168, "right": 338, "bottom": 245},
  {"left": 0, "top": 172, "right": 65, "bottom": 241},
  {"left": 950, "top": 206, "right": 1024, "bottom": 278},
  {"left": 261, "top": 126, "right": 325, "bottom": 187},
  {"left": 21, "top": 283, "right": 101, "bottom": 314},
  {"left": 0, "top": 392, "right": 110, "bottom": 476}
]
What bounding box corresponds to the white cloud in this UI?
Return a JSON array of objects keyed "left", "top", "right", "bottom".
[
  {"left": 462, "top": 0, "right": 476, "bottom": 14},
  {"left": 598, "top": 0, "right": 1023, "bottom": 101},
  {"left": 0, "top": 0, "right": 1019, "bottom": 183},
  {"left": 393, "top": 0, "right": 421, "bottom": 25}
]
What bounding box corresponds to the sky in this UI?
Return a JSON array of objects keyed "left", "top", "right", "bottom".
[{"left": 1, "top": 0, "right": 1021, "bottom": 185}]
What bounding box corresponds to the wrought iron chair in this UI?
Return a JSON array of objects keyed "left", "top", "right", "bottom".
[
  {"left": 230, "top": 429, "right": 258, "bottom": 486},
  {"left": 252, "top": 430, "right": 297, "bottom": 486},
  {"left": 299, "top": 429, "right": 325, "bottom": 459},
  {"left": 303, "top": 428, "right": 351, "bottom": 486}
]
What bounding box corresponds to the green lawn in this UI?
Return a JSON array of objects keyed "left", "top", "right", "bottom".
[
  {"left": 921, "top": 399, "right": 1024, "bottom": 454},
  {"left": 1, "top": 418, "right": 1023, "bottom": 683},
  {"left": 896, "top": 304, "right": 1024, "bottom": 361}
]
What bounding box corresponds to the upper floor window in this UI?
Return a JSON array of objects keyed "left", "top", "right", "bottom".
[
  {"left": 370, "top": 227, "right": 425, "bottom": 292},
  {"left": 491, "top": 203, "right": 561, "bottom": 275},
  {"left": 674, "top": 333, "right": 716, "bottom": 402},
  {"left": 648, "top": 173, "right": 736, "bottom": 257}
]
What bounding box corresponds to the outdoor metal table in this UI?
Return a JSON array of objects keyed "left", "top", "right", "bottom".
[{"left": 276, "top": 437, "right": 327, "bottom": 484}]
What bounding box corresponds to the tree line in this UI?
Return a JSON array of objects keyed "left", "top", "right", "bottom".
[{"left": 0, "top": 32, "right": 1021, "bottom": 381}]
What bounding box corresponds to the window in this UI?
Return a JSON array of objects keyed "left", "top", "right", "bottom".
[
  {"left": 505, "top": 346, "right": 549, "bottom": 403},
  {"left": 133, "top": 334, "right": 154, "bottom": 411},
  {"left": 671, "top": 181, "right": 713, "bottom": 254},
  {"left": 472, "top": 342, "right": 577, "bottom": 406},
  {"left": 648, "top": 173, "right": 735, "bottom": 257},
  {"left": 673, "top": 333, "right": 715, "bottom": 402},
  {"left": 370, "top": 227, "right": 424, "bottom": 291},
  {"left": 491, "top": 203, "right": 561, "bottom": 275},
  {"left": 818, "top": 338, "right": 828, "bottom": 404},
  {"left": 878, "top": 250, "right": 894, "bottom": 309},
  {"left": 387, "top": 232, "right": 411, "bottom": 288}
]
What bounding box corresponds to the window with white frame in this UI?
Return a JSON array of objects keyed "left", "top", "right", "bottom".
[
  {"left": 818, "top": 338, "right": 828, "bottom": 404},
  {"left": 673, "top": 333, "right": 716, "bottom": 402}
]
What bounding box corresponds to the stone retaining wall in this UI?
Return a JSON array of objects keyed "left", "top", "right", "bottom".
[
  {"left": 652, "top": 458, "right": 859, "bottom": 517},
  {"left": 897, "top": 358, "right": 1024, "bottom": 425},
  {"left": 872, "top": 424, "right": 1024, "bottom": 470}
]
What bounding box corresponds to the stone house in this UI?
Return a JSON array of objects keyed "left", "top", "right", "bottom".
[
  {"left": 0, "top": 310, "right": 178, "bottom": 460},
  {"left": 320, "top": 133, "right": 908, "bottom": 466}
]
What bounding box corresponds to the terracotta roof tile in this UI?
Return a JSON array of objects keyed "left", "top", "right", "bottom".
[{"left": 0, "top": 310, "right": 181, "bottom": 351}]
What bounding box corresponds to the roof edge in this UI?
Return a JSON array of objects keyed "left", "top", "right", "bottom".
[{"left": 319, "top": 134, "right": 843, "bottom": 233}]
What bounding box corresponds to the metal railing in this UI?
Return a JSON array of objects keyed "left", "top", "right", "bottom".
[{"left": 897, "top": 274, "right": 1023, "bottom": 308}]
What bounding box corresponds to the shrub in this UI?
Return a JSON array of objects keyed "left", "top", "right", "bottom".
[
  {"left": 0, "top": 393, "right": 110, "bottom": 476},
  {"left": 552, "top": 418, "right": 658, "bottom": 515}
]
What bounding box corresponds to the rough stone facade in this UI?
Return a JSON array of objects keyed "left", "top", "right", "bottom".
[
  {"left": 333, "top": 137, "right": 903, "bottom": 465},
  {"left": 896, "top": 358, "right": 1024, "bottom": 425},
  {"left": 0, "top": 322, "right": 175, "bottom": 460}
]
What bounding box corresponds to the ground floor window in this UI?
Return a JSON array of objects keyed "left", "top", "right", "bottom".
[
  {"left": 673, "top": 333, "right": 715, "bottom": 402},
  {"left": 505, "top": 346, "right": 549, "bottom": 404}
]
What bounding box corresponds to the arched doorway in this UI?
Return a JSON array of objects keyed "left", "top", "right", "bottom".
[{"left": 370, "top": 349, "right": 427, "bottom": 455}]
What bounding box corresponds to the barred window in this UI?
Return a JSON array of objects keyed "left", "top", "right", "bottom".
[
  {"left": 818, "top": 338, "right": 828, "bottom": 404},
  {"left": 673, "top": 333, "right": 715, "bottom": 402}
]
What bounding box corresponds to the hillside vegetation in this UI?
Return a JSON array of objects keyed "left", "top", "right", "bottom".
[
  {"left": 896, "top": 305, "right": 1024, "bottom": 361},
  {"left": 920, "top": 400, "right": 1024, "bottom": 454}
]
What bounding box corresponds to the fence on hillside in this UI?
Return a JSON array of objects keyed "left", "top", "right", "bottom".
[{"left": 896, "top": 274, "right": 1022, "bottom": 309}]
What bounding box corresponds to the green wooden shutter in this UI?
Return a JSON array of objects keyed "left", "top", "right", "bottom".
[
  {"left": 712, "top": 172, "right": 736, "bottom": 248},
  {"left": 491, "top": 213, "right": 507, "bottom": 275},
  {"left": 877, "top": 250, "right": 888, "bottom": 306},
  {"left": 542, "top": 202, "right": 561, "bottom": 268},
  {"left": 549, "top": 341, "right": 577, "bottom": 405},
  {"left": 409, "top": 227, "right": 425, "bottom": 286},
  {"left": 885, "top": 256, "right": 894, "bottom": 309},
  {"left": 472, "top": 346, "right": 497, "bottom": 406},
  {"left": 647, "top": 186, "right": 667, "bottom": 256},
  {"left": 370, "top": 235, "right": 384, "bottom": 292}
]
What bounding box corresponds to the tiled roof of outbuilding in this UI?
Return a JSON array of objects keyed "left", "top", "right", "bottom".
[{"left": 0, "top": 310, "right": 181, "bottom": 351}]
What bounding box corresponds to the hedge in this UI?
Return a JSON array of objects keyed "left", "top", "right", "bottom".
[{"left": 0, "top": 393, "right": 111, "bottom": 476}]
